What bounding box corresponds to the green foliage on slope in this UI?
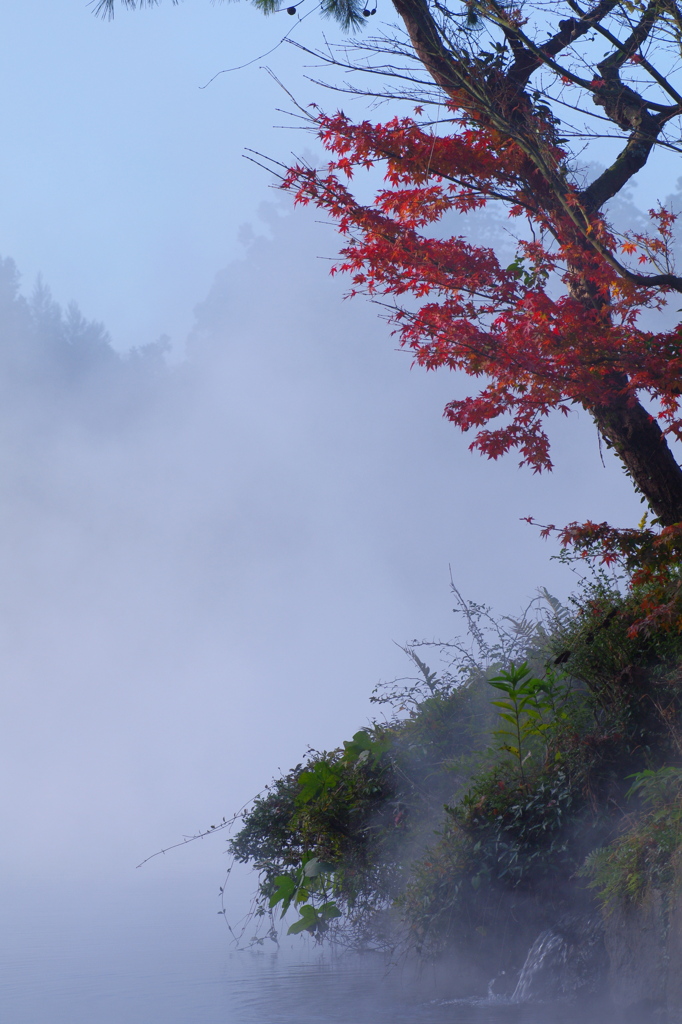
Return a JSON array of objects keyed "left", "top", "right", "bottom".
[{"left": 229, "top": 574, "right": 682, "bottom": 950}]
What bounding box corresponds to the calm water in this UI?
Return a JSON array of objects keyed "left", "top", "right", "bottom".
[{"left": 0, "top": 878, "right": 628, "bottom": 1023}]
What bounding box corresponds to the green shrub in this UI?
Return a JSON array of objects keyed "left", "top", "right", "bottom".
[
  {"left": 547, "top": 573, "right": 682, "bottom": 759},
  {"left": 583, "top": 767, "right": 682, "bottom": 909},
  {"left": 228, "top": 670, "right": 499, "bottom": 940},
  {"left": 229, "top": 731, "right": 401, "bottom": 936},
  {"left": 227, "top": 576, "right": 682, "bottom": 952}
]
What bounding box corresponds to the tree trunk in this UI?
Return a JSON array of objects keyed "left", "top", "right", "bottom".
[
  {"left": 389, "top": 0, "right": 682, "bottom": 526},
  {"left": 589, "top": 389, "right": 682, "bottom": 526}
]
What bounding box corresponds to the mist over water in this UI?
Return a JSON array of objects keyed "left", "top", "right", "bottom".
[
  {"left": 2, "top": 879, "right": 624, "bottom": 1024},
  {"left": 0, "top": 200, "right": 647, "bottom": 1020}
]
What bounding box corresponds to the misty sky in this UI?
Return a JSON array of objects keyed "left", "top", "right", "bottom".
[{"left": 0, "top": 2, "right": 654, "bottom": 908}]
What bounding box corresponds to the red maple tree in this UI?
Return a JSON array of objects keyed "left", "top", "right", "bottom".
[
  {"left": 278, "top": 1, "right": 682, "bottom": 519},
  {"left": 104, "top": 0, "right": 682, "bottom": 616},
  {"left": 275, "top": 0, "right": 682, "bottom": 622}
]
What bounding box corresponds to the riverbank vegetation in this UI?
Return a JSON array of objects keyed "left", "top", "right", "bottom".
[{"left": 229, "top": 562, "right": 682, "bottom": 965}]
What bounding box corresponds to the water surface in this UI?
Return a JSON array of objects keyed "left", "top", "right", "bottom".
[{"left": 0, "top": 878, "right": 631, "bottom": 1023}]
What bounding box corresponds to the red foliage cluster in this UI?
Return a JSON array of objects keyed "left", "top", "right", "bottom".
[
  {"left": 282, "top": 98, "right": 682, "bottom": 630},
  {"left": 526, "top": 517, "right": 682, "bottom": 634},
  {"left": 283, "top": 109, "right": 682, "bottom": 473}
]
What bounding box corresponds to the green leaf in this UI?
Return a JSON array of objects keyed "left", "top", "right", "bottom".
[
  {"left": 287, "top": 904, "right": 318, "bottom": 935},
  {"left": 319, "top": 901, "right": 342, "bottom": 920},
  {"left": 303, "top": 857, "right": 337, "bottom": 878},
  {"left": 349, "top": 730, "right": 373, "bottom": 748},
  {"left": 268, "top": 874, "right": 296, "bottom": 909},
  {"left": 343, "top": 729, "right": 391, "bottom": 763},
  {"left": 296, "top": 762, "right": 339, "bottom": 806}
]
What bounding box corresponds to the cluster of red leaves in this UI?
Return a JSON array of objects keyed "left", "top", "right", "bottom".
[
  {"left": 282, "top": 103, "right": 682, "bottom": 635},
  {"left": 282, "top": 109, "right": 682, "bottom": 472},
  {"left": 622, "top": 205, "right": 678, "bottom": 274},
  {"left": 526, "top": 517, "right": 682, "bottom": 635}
]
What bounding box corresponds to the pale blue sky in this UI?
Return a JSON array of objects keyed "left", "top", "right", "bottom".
[{"left": 0, "top": 1, "right": 336, "bottom": 349}]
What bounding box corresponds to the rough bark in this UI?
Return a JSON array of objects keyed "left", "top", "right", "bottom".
[
  {"left": 389, "top": 0, "right": 466, "bottom": 100},
  {"left": 590, "top": 388, "right": 682, "bottom": 526},
  {"left": 387, "top": 0, "right": 682, "bottom": 523}
]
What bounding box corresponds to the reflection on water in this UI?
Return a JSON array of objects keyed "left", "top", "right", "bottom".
[
  {"left": 0, "top": 946, "right": 616, "bottom": 1024},
  {"left": 0, "top": 880, "right": 630, "bottom": 1023},
  {"left": 228, "top": 954, "right": 607, "bottom": 1024}
]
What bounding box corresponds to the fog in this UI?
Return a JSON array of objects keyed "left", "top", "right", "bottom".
[
  {"left": 0, "top": 5, "right": 661, "bottom": 1019},
  {"left": 0, "top": 196, "right": 641, "bottom": 897},
  {"left": 0, "top": 204, "right": 643, "bottom": 1024}
]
